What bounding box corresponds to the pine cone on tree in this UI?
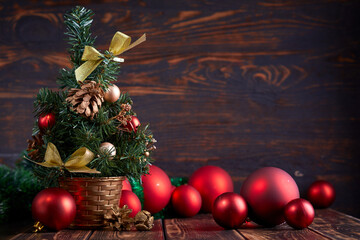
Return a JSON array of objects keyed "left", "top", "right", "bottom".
[
  {"left": 26, "top": 133, "right": 44, "bottom": 161},
  {"left": 66, "top": 81, "right": 105, "bottom": 119}
]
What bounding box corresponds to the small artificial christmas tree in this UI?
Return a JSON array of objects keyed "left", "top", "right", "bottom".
[{"left": 24, "top": 6, "right": 156, "bottom": 228}]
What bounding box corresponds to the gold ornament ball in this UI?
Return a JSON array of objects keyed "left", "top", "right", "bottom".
[
  {"left": 145, "top": 152, "right": 150, "bottom": 157},
  {"left": 104, "top": 85, "right": 121, "bottom": 103},
  {"left": 100, "top": 142, "right": 116, "bottom": 159}
]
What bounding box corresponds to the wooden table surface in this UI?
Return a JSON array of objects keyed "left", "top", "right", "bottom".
[{"left": 8, "top": 209, "right": 360, "bottom": 240}]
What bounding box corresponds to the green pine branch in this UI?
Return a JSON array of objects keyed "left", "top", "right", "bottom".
[
  {"left": 57, "top": 6, "right": 120, "bottom": 89},
  {"left": 25, "top": 6, "right": 153, "bottom": 187},
  {"left": 57, "top": 6, "right": 96, "bottom": 89},
  {"left": 0, "top": 164, "right": 43, "bottom": 223},
  {"left": 64, "top": 6, "right": 95, "bottom": 67}
]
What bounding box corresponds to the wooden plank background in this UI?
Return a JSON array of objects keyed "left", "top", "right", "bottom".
[
  {"left": 9, "top": 210, "right": 360, "bottom": 240},
  {"left": 0, "top": 0, "right": 359, "bottom": 218}
]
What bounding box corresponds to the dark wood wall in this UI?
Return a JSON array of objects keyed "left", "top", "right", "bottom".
[{"left": 1, "top": 0, "right": 359, "bottom": 217}]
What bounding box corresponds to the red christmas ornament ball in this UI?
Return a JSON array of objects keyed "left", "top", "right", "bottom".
[
  {"left": 189, "top": 165, "right": 234, "bottom": 213},
  {"left": 212, "top": 192, "right": 248, "bottom": 229},
  {"left": 38, "top": 113, "right": 56, "bottom": 132},
  {"left": 284, "top": 198, "right": 315, "bottom": 229},
  {"left": 142, "top": 165, "right": 172, "bottom": 214},
  {"left": 307, "top": 180, "right": 336, "bottom": 208},
  {"left": 171, "top": 185, "right": 202, "bottom": 217},
  {"left": 32, "top": 188, "right": 76, "bottom": 231},
  {"left": 119, "top": 190, "right": 141, "bottom": 218},
  {"left": 124, "top": 116, "right": 141, "bottom": 133},
  {"left": 240, "top": 167, "right": 300, "bottom": 226},
  {"left": 122, "top": 177, "right": 132, "bottom": 191}
]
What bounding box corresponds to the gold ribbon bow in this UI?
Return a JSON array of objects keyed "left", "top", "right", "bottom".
[
  {"left": 75, "top": 32, "right": 146, "bottom": 82},
  {"left": 30, "top": 142, "right": 100, "bottom": 174}
]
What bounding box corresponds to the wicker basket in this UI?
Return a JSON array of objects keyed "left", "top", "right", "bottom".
[{"left": 59, "top": 176, "right": 125, "bottom": 229}]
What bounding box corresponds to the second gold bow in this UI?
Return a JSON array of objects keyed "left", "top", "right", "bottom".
[
  {"left": 30, "top": 142, "right": 100, "bottom": 174},
  {"left": 75, "top": 32, "right": 146, "bottom": 82}
]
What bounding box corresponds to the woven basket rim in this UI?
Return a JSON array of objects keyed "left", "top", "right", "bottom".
[
  {"left": 58, "top": 176, "right": 125, "bottom": 182},
  {"left": 59, "top": 176, "right": 125, "bottom": 229}
]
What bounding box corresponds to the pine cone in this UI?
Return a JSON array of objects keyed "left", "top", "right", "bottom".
[
  {"left": 26, "top": 133, "right": 44, "bottom": 161},
  {"left": 66, "top": 81, "right": 105, "bottom": 119},
  {"left": 104, "top": 205, "right": 134, "bottom": 231},
  {"left": 135, "top": 210, "right": 154, "bottom": 231}
]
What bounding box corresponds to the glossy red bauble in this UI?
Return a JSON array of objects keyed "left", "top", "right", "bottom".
[
  {"left": 284, "top": 198, "right": 315, "bottom": 229},
  {"left": 119, "top": 190, "right": 141, "bottom": 218},
  {"left": 171, "top": 185, "right": 202, "bottom": 217},
  {"left": 142, "top": 165, "right": 172, "bottom": 214},
  {"left": 212, "top": 192, "right": 248, "bottom": 229},
  {"left": 38, "top": 113, "right": 56, "bottom": 132},
  {"left": 124, "top": 116, "right": 141, "bottom": 133},
  {"left": 122, "top": 177, "right": 132, "bottom": 191},
  {"left": 307, "top": 180, "right": 336, "bottom": 208},
  {"left": 32, "top": 188, "right": 76, "bottom": 231},
  {"left": 189, "top": 165, "right": 234, "bottom": 213},
  {"left": 240, "top": 167, "right": 299, "bottom": 226}
]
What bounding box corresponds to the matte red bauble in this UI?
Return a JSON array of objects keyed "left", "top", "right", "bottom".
[
  {"left": 119, "top": 190, "right": 141, "bottom": 218},
  {"left": 104, "top": 84, "right": 120, "bottom": 103},
  {"left": 124, "top": 116, "right": 141, "bottom": 133},
  {"left": 38, "top": 113, "right": 56, "bottom": 132},
  {"left": 240, "top": 167, "right": 299, "bottom": 226},
  {"left": 307, "top": 180, "right": 336, "bottom": 208},
  {"left": 212, "top": 192, "right": 248, "bottom": 229},
  {"left": 142, "top": 165, "right": 172, "bottom": 214},
  {"left": 171, "top": 185, "right": 202, "bottom": 217},
  {"left": 171, "top": 185, "right": 176, "bottom": 193},
  {"left": 284, "top": 198, "right": 315, "bottom": 229},
  {"left": 189, "top": 165, "right": 234, "bottom": 213},
  {"left": 32, "top": 188, "right": 76, "bottom": 231},
  {"left": 122, "top": 177, "right": 132, "bottom": 191}
]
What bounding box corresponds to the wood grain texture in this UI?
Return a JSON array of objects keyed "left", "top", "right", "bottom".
[
  {"left": 6, "top": 209, "right": 360, "bottom": 239},
  {"left": 10, "top": 230, "right": 92, "bottom": 240},
  {"left": 1, "top": 220, "right": 34, "bottom": 240},
  {"left": 238, "top": 222, "right": 328, "bottom": 240},
  {"left": 164, "top": 214, "right": 244, "bottom": 240},
  {"left": 89, "top": 219, "right": 164, "bottom": 240},
  {"left": 0, "top": 0, "right": 359, "bottom": 218},
  {"left": 309, "top": 209, "right": 360, "bottom": 240}
]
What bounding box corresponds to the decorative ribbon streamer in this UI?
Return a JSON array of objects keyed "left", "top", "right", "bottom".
[
  {"left": 75, "top": 32, "right": 146, "bottom": 82},
  {"left": 29, "top": 142, "right": 100, "bottom": 174}
]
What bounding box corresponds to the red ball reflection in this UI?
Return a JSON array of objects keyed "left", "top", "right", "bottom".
[
  {"left": 120, "top": 190, "right": 141, "bottom": 218},
  {"left": 212, "top": 192, "right": 248, "bottom": 229},
  {"left": 142, "top": 165, "right": 172, "bottom": 214},
  {"left": 122, "top": 177, "right": 132, "bottom": 191},
  {"left": 171, "top": 185, "right": 202, "bottom": 217},
  {"left": 189, "top": 166, "right": 234, "bottom": 213},
  {"left": 38, "top": 113, "right": 56, "bottom": 132},
  {"left": 284, "top": 198, "right": 315, "bottom": 229},
  {"left": 240, "top": 167, "right": 299, "bottom": 226},
  {"left": 307, "top": 180, "right": 335, "bottom": 208},
  {"left": 125, "top": 116, "right": 141, "bottom": 133},
  {"left": 32, "top": 188, "right": 76, "bottom": 231}
]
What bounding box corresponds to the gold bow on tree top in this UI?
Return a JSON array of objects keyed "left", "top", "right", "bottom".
[
  {"left": 75, "top": 32, "right": 146, "bottom": 82},
  {"left": 30, "top": 142, "right": 100, "bottom": 174}
]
